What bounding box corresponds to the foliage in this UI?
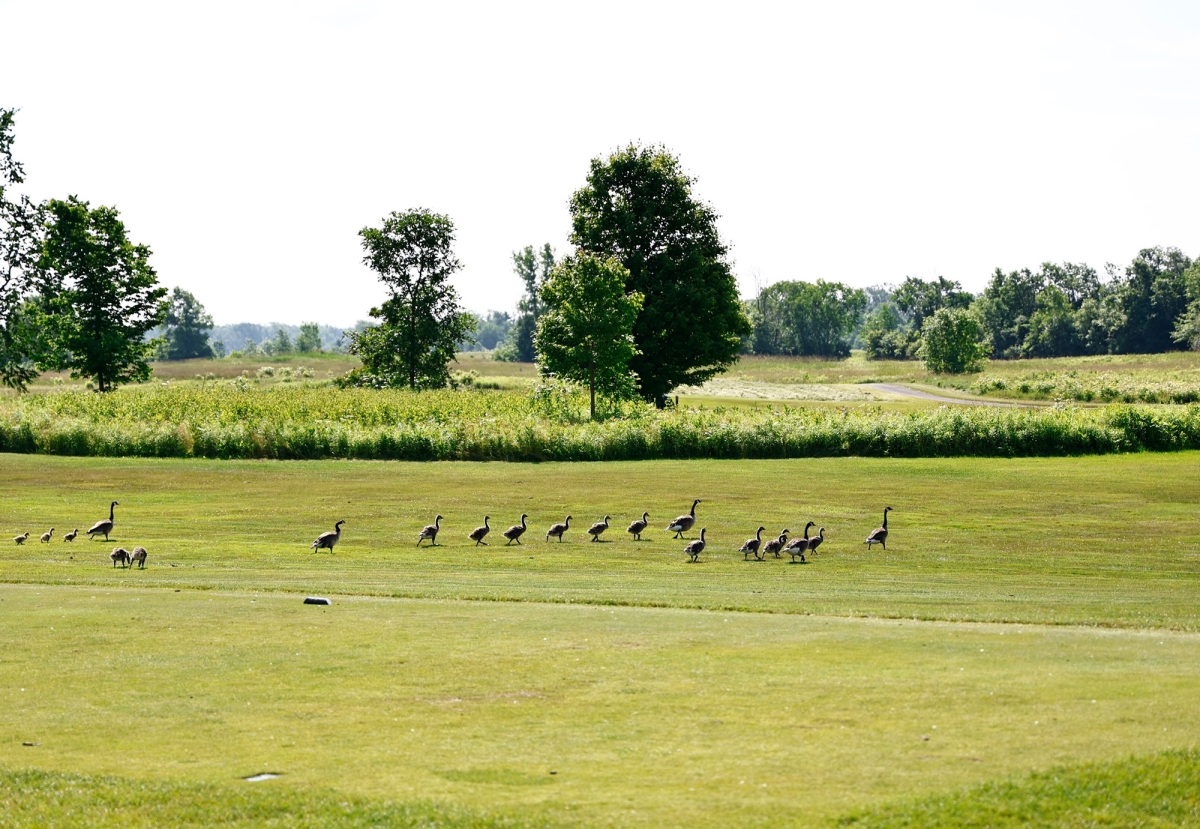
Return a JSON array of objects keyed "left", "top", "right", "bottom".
[
  {"left": 747, "top": 279, "right": 866, "bottom": 357},
  {"left": 497, "top": 244, "right": 554, "bottom": 362},
  {"left": 162, "top": 287, "right": 214, "bottom": 360},
  {"left": 920, "top": 308, "right": 989, "bottom": 374},
  {"left": 37, "top": 197, "right": 167, "bottom": 391},
  {"left": 893, "top": 276, "right": 973, "bottom": 330},
  {"left": 296, "top": 322, "right": 322, "bottom": 353},
  {"left": 1112, "top": 246, "right": 1192, "bottom": 354},
  {"left": 569, "top": 143, "right": 749, "bottom": 400},
  {"left": 0, "top": 108, "right": 47, "bottom": 390},
  {"left": 861, "top": 303, "right": 915, "bottom": 360},
  {"left": 955, "top": 369, "right": 1200, "bottom": 404},
  {"left": 460, "top": 310, "right": 512, "bottom": 352},
  {"left": 535, "top": 253, "right": 643, "bottom": 418},
  {"left": 860, "top": 277, "right": 971, "bottom": 362},
  {"left": 347, "top": 208, "right": 475, "bottom": 389}
]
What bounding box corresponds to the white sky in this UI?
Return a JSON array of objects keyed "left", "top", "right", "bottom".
[{"left": 3, "top": 1, "right": 1199, "bottom": 326}]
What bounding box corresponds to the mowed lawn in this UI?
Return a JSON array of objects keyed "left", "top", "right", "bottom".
[
  {"left": 1, "top": 453, "right": 1198, "bottom": 628},
  {"left": 2, "top": 453, "right": 1199, "bottom": 827}
]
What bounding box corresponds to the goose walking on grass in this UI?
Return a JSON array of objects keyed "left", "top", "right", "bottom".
[
  {"left": 417, "top": 515, "right": 443, "bottom": 547},
  {"left": 63, "top": 529, "right": 78, "bottom": 542},
  {"left": 684, "top": 528, "right": 707, "bottom": 562},
  {"left": 469, "top": 517, "right": 491, "bottom": 546},
  {"left": 40, "top": 528, "right": 54, "bottom": 543},
  {"left": 785, "top": 521, "right": 815, "bottom": 563},
  {"left": 110, "top": 547, "right": 130, "bottom": 568},
  {"left": 626, "top": 512, "right": 649, "bottom": 541},
  {"left": 667, "top": 500, "right": 701, "bottom": 539},
  {"left": 13, "top": 532, "right": 29, "bottom": 545},
  {"left": 865, "top": 507, "right": 893, "bottom": 550},
  {"left": 503, "top": 514, "right": 528, "bottom": 545},
  {"left": 808, "top": 527, "right": 825, "bottom": 555},
  {"left": 88, "top": 501, "right": 118, "bottom": 541},
  {"left": 740, "top": 527, "right": 766, "bottom": 561},
  {"left": 587, "top": 516, "right": 610, "bottom": 542},
  {"left": 762, "top": 530, "right": 789, "bottom": 559},
  {"left": 310, "top": 520, "right": 345, "bottom": 554},
  {"left": 546, "top": 516, "right": 571, "bottom": 542}
]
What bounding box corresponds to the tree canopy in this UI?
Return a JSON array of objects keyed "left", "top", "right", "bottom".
[
  {"left": 163, "top": 287, "right": 214, "bottom": 360},
  {"left": 347, "top": 209, "right": 474, "bottom": 389},
  {"left": 747, "top": 280, "right": 866, "bottom": 357},
  {"left": 569, "top": 144, "right": 749, "bottom": 401},
  {"left": 498, "top": 244, "right": 554, "bottom": 362},
  {"left": 0, "top": 108, "right": 46, "bottom": 390},
  {"left": 536, "top": 253, "right": 643, "bottom": 419},
  {"left": 920, "top": 307, "right": 989, "bottom": 374}
]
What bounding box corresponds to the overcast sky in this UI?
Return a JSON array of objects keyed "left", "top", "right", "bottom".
[{"left": 3, "top": 1, "right": 1199, "bottom": 326}]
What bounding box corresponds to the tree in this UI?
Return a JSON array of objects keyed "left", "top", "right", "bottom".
[
  {"left": 296, "top": 322, "right": 322, "bottom": 353},
  {"left": 569, "top": 144, "right": 749, "bottom": 402},
  {"left": 1172, "top": 259, "right": 1200, "bottom": 351},
  {"left": 346, "top": 209, "right": 475, "bottom": 389},
  {"left": 747, "top": 280, "right": 866, "bottom": 357},
  {"left": 499, "top": 244, "right": 554, "bottom": 362},
  {"left": 536, "top": 253, "right": 643, "bottom": 419},
  {"left": 1023, "top": 284, "right": 1081, "bottom": 358},
  {"left": 861, "top": 303, "right": 911, "bottom": 359},
  {"left": 973, "top": 268, "right": 1042, "bottom": 358},
  {"left": 163, "top": 287, "right": 214, "bottom": 360},
  {"left": 1110, "top": 247, "right": 1192, "bottom": 354},
  {"left": 920, "top": 308, "right": 989, "bottom": 374},
  {"left": 0, "top": 108, "right": 47, "bottom": 390},
  {"left": 893, "top": 276, "right": 973, "bottom": 330},
  {"left": 38, "top": 197, "right": 166, "bottom": 391}
]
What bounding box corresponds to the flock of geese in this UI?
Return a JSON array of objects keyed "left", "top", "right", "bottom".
[
  {"left": 12, "top": 499, "right": 896, "bottom": 566},
  {"left": 311, "top": 501, "right": 897, "bottom": 563}
]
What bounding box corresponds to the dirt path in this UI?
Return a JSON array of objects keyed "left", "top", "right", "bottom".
[{"left": 864, "top": 383, "right": 1020, "bottom": 407}]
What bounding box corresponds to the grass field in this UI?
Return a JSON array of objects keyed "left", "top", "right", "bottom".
[{"left": 2, "top": 451, "right": 1198, "bottom": 826}]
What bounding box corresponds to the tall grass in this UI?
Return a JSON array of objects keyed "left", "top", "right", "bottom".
[
  {"left": 952, "top": 370, "right": 1200, "bottom": 404},
  {"left": 1, "top": 384, "right": 1199, "bottom": 461}
]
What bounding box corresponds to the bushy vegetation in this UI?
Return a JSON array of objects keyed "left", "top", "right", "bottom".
[
  {"left": 2, "top": 383, "right": 1199, "bottom": 460},
  {"left": 953, "top": 370, "right": 1200, "bottom": 404}
]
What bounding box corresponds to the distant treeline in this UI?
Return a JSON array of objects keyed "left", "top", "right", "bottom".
[{"left": 743, "top": 246, "right": 1200, "bottom": 361}]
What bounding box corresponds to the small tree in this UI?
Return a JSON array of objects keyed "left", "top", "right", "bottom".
[
  {"left": 347, "top": 209, "right": 475, "bottom": 389},
  {"left": 536, "top": 254, "right": 643, "bottom": 419},
  {"left": 296, "top": 322, "right": 321, "bottom": 353},
  {"left": 163, "top": 287, "right": 214, "bottom": 360},
  {"left": 38, "top": 197, "right": 166, "bottom": 391},
  {"left": 500, "top": 244, "right": 554, "bottom": 362},
  {"left": 920, "top": 307, "right": 989, "bottom": 374}
]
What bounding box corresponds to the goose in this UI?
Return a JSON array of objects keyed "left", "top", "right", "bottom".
[
  {"left": 417, "top": 515, "right": 443, "bottom": 547},
  {"left": 740, "top": 527, "right": 766, "bottom": 560},
  {"left": 587, "top": 515, "right": 610, "bottom": 542},
  {"left": 13, "top": 532, "right": 29, "bottom": 545},
  {"left": 762, "top": 529, "right": 789, "bottom": 559},
  {"left": 865, "top": 507, "right": 893, "bottom": 550},
  {"left": 88, "top": 501, "right": 118, "bottom": 541},
  {"left": 667, "top": 499, "right": 701, "bottom": 539},
  {"left": 63, "top": 529, "right": 78, "bottom": 542},
  {"left": 469, "top": 516, "right": 491, "bottom": 546},
  {"left": 310, "top": 520, "right": 345, "bottom": 553},
  {"left": 503, "top": 514, "right": 528, "bottom": 545},
  {"left": 785, "top": 521, "right": 815, "bottom": 563},
  {"left": 131, "top": 547, "right": 148, "bottom": 569},
  {"left": 808, "top": 527, "right": 826, "bottom": 555},
  {"left": 626, "top": 512, "right": 650, "bottom": 541},
  {"left": 40, "top": 528, "right": 54, "bottom": 543},
  {"left": 684, "top": 528, "right": 707, "bottom": 562},
  {"left": 110, "top": 547, "right": 130, "bottom": 568},
  {"left": 546, "top": 515, "right": 571, "bottom": 542}
]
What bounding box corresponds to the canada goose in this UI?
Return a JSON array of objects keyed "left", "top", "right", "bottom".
[
  {"left": 131, "top": 547, "right": 148, "bottom": 569},
  {"left": 310, "top": 520, "right": 345, "bottom": 553},
  {"left": 14, "top": 532, "right": 29, "bottom": 545},
  {"left": 88, "top": 501, "right": 118, "bottom": 541},
  {"left": 546, "top": 515, "right": 571, "bottom": 542},
  {"left": 626, "top": 512, "right": 650, "bottom": 541},
  {"left": 865, "top": 507, "right": 893, "bottom": 550},
  {"left": 762, "top": 530, "right": 789, "bottom": 559},
  {"left": 469, "top": 516, "right": 491, "bottom": 546},
  {"left": 503, "top": 514, "right": 528, "bottom": 545},
  {"left": 740, "top": 527, "right": 766, "bottom": 560},
  {"left": 684, "top": 528, "right": 707, "bottom": 562},
  {"left": 40, "top": 528, "right": 54, "bottom": 543},
  {"left": 785, "top": 521, "right": 815, "bottom": 562},
  {"left": 667, "top": 499, "right": 701, "bottom": 538},
  {"left": 808, "top": 527, "right": 825, "bottom": 555},
  {"left": 587, "top": 515, "right": 610, "bottom": 542},
  {"left": 63, "top": 529, "right": 78, "bottom": 542},
  {"left": 417, "top": 515, "right": 443, "bottom": 547},
  {"left": 110, "top": 547, "right": 130, "bottom": 568}
]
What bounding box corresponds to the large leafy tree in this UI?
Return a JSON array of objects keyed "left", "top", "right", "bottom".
[
  {"left": 1111, "top": 246, "right": 1192, "bottom": 354},
  {"left": 0, "top": 108, "right": 47, "bottom": 390},
  {"left": 347, "top": 209, "right": 475, "bottom": 389},
  {"left": 748, "top": 280, "right": 866, "bottom": 357},
  {"left": 920, "top": 307, "right": 989, "bottom": 374},
  {"left": 163, "top": 287, "right": 214, "bottom": 360},
  {"left": 569, "top": 144, "right": 749, "bottom": 402},
  {"left": 536, "top": 253, "right": 643, "bottom": 419},
  {"left": 38, "top": 197, "right": 166, "bottom": 391}
]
